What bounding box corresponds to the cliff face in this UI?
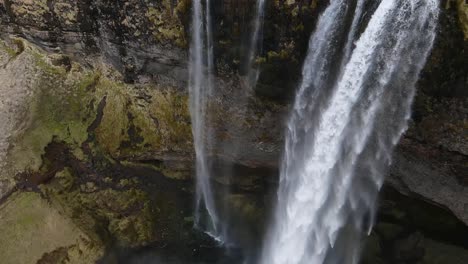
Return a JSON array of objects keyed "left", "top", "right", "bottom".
[{"left": 0, "top": 0, "right": 467, "bottom": 263}]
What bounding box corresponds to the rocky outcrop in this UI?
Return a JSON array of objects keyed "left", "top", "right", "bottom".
[
  {"left": 390, "top": 94, "right": 468, "bottom": 225},
  {"left": 0, "top": 38, "right": 33, "bottom": 193},
  {"left": 0, "top": 39, "right": 194, "bottom": 263},
  {"left": 455, "top": 0, "right": 468, "bottom": 39},
  {"left": 0, "top": 192, "right": 103, "bottom": 264},
  {"left": 385, "top": 0, "right": 468, "bottom": 227},
  {"left": 0, "top": 37, "right": 280, "bottom": 263}
]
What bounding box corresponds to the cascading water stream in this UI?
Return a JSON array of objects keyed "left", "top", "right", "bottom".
[
  {"left": 189, "top": 0, "right": 269, "bottom": 245},
  {"left": 189, "top": 0, "right": 220, "bottom": 239},
  {"left": 341, "top": 0, "right": 366, "bottom": 68},
  {"left": 245, "top": 0, "right": 267, "bottom": 89},
  {"left": 261, "top": 1, "right": 439, "bottom": 264},
  {"left": 214, "top": 0, "right": 268, "bottom": 246}
]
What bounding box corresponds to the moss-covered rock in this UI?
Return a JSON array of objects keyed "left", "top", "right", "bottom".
[
  {"left": 9, "top": 0, "right": 50, "bottom": 28},
  {"left": 456, "top": 0, "right": 468, "bottom": 39},
  {"left": 0, "top": 38, "right": 195, "bottom": 257},
  {"left": 0, "top": 191, "right": 103, "bottom": 264},
  {"left": 8, "top": 57, "right": 98, "bottom": 173},
  {"left": 3, "top": 38, "right": 192, "bottom": 181},
  {"left": 145, "top": 0, "right": 188, "bottom": 47},
  {"left": 42, "top": 168, "right": 155, "bottom": 248},
  {"left": 95, "top": 85, "right": 193, "bottom": 159}
]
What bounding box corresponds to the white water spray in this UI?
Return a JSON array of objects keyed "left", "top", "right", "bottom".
[
  {"left": 261, "top": 0, "right": 439, "bottom": 263},
  {"left": 189, "top": 0, "right": 220, "bottom": 239}
]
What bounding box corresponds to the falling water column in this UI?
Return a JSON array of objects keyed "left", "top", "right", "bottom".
[
  {"left": 245, "top": 0, "right": 267, "bottom": 89},
  {"left": 189, "top": 0, "right": 220, "bottom": 238},
  {"left": 261, "top": 0, "right": 439, "bottom": 264}
]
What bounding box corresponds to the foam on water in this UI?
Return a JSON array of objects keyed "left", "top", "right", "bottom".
[{"left": 261, "top": 0, "right": 439, "bottom": 263}]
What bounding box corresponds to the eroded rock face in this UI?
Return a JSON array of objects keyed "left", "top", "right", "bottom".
[
  {"left": 0, "top": 38, "right": 281, "bottom": 262},
  {"left": 0, "top": 39, "right": 35, "bottom": 189},
  {"left": 0, "top": 40, "right": 196, "bottom": 263},
  {"left": 0, "top": 192, "right": 103, "bottom": 264},
  {"left": 389, "top": 92, "right": 468, "bottom": 225},
  {"left": 0, "top": 0, "right": 328, "bottom": 96}
]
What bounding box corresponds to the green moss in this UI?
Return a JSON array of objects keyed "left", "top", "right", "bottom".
[
  {"left": 31, "top": 50, "right": 67, "bottom": 76},
  {"left": 2, "top": 43, "right": 192, "bottom": 249},
  {"left": 54, "top": 2, "right": 78, "bottom": 25},
  {"left": 145, "top": 0, "right": 187, "bottom": 47},
  {"left": 9, "top": 58, "right": 99, "bottom": 172},
  {"left": 11, "top": 0, "right": 49, "bottom": 20},
  {"left": 267, "top": 47, "right": 293, "bottom": 61},
  {"left": 0, "top": 41, "right": 18, "bottom": 57},
  {"left": 254, "top": 56, "right": 267, "bottom": 65},
  {"left": 43, "top": 169, "right": 156, "bottom": 248},
  {"left": 10, "top": 47, "right": 190, "bottom": 169},
  {"left": 94, "top": 79, "right": 131, "bottom": 157},
  {"left": 95, "top": 85, "right": 193, "bottom": 158},
  {"left": 147, "top": 89, "right": 192, "bottom": 150},
  {"left": 0, "top": 191, "right": 103, "bottom": 264},
  {"left": 108, "top": 202, "right": 154, "bottom": 246},
  {"left": 457, "top": 0, "right": 468, "bottom": 40}
]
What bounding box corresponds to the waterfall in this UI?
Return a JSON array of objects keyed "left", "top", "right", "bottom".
[
  {"left": 245, "top": 0, "right": 267, "bottom": 89},
  {"left": 261, "top": 0, "right": 439, "bottom": 264},
  {"left": 189, "top": 0, "right": 268, "bottom": 244},
  {"left": 189, "top": 0, "right": 220, "bottom": 239},
  {"left": 220, "top": 0, "right": 268, "bottom": 243}
]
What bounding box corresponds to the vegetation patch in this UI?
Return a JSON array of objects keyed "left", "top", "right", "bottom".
[
  {"left": 145, "top": 0, "right": 188, "bottom": 47},
  {"left": 0, "top": 191, "right": 102, "bottom": 264}
]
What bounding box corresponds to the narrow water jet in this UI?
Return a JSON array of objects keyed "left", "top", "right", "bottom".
[
  {"left": 189, "top": 0, "right": 220, "bottom": 239},
  {"left": 245, "top": 0, "right": 267, "bottom": 89},
  {"left": 214, "top": 0, "right": 268, "bottom": 247},
  {"left": 261, "top": 0, "right": 439, "bottom": 264},
  {"left": 341, "top": 0, "right": 366, "bottom": 67}
]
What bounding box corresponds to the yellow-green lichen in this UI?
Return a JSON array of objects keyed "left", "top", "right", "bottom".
[
  {"left": 9, "top": 43, "right": 191, "bottom": 174},
  {"left": 0, "top": 191, "right": 103, "bottom": 264},
  {"left": 11, "top": 0, "right": 50, "bottom": 26},
  {"left": 108, "top": 201, "right": 154, "bottom": 246},
  {"left": 95, "top": 85, "right": 193, "bottom": 158},
  {"left": 54, "top": 2, "right": 79, "bottom": 25},
  {"left": 147, "top": 89, "right": 192, "bottom": 150},
  {"left": 145, "top": 0, "right": 187, "bottom": 47},
  {"left": 31, "top": 50, "right": 68, "bottom": 75},
  {"left": 0, "top": 38, "right": 25, "bottom": 63},
  {"left": 9, "top": 55, "right": 99, "bottom": 172},
  {"left": 266, "top": 41, "right": 295, "bottom": 61},
  {"left": 43, "top": 169, "right": 155, "bottom": 248},
  {"left": 94, "top": 79, "right": 131, "bottom": 157},
  {"left": 457, "top": 0, "right": 468, "bottom": 39},
  {"left": 0, "top": 41, "right": 18, "bottom": 57}
]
